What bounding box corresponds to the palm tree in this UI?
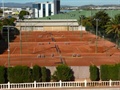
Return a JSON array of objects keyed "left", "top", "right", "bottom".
[{"left": 106, "top": 14, "right": 120, "bottom": 48}]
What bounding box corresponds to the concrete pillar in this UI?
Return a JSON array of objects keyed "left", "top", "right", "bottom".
[{"left": 59, "top": 80, "right": 62, "bottom": 87}]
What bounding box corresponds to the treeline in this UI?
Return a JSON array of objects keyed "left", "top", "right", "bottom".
[
  {"left": 79, "top": 11, "right": 120, "bottom": 47},
  {"left": 90, "top": 64, "right": 120, "bottom": 81},
  {"left": 0, "top": 64, "right": 74, "bottom": 83}
]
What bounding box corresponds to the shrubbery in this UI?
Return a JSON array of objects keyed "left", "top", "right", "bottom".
[
  {"left": 41, "top": 67, "right": 47, "bottom": 82},
  {"left": 52, "top": 64, "right": 74, "bottom": 81},
  {"left": 0, "top": 65, "right": 51, "bottom": 83},
  {"left": 100, "top": 64, "right": 120, "bottom": 81},
  {"left": 32, "top": 65, "right": 41, "bottom": 82},
  {"left": 8, "top": 66, "right": 31, "bottom": 83},
  {"left": 89, "top": 65, "right": 99, "bottom": 81},
  {"left": 0, "top": 66, "right": 6, "bottom": 83},
  {"left": 90, "top": 64, "right": 120, "bottom": 81},
  {"left": 0, "top": 63, "right": 120, "bottom": 83}
]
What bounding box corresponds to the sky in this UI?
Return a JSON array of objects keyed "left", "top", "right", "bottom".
[{"left": 2, "top": 0, "right": 120, "bottom": 6}]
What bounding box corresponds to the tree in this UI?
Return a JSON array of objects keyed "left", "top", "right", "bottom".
[
  {"left": 52, "top": 64, "right": 74, "bottom": 81},
  {"left": 0, "top": 66, "right": 5, "bottom": 83},
  {"left": 0, "top": 17, "right": 16, "bottom": 32},
  {"left": 106, "top": 14, "right": 120, "bottom": 47},
  {"left": 81, "top": 17, "right": 93, "bottom": 32},
  {"left": 8, "top": 66, "right": 32, "bottom": 83},
  {"left": 100, "top": 64, "right": 120, "bottom": 81},
  {"left": 0, "top": 9, "right": 3, "bottom": 13},
  {"left": 89, "top": 65, "right": 100, "bottom": 81},
  {"left": 19, "top": 10, "right": 29, "bottom": 19},
  {"left": 100, "top": 65, "right": 109, "bottom": 81},
  {"left": 92, "top": 10, "right": 110, "bottom": 36},
  {"left": 32, "top": 65, "right": 41, "bottom": 82},
  {"left": 41, "top": 67, "right": 47, "bottom": 82},
  {"left": 2, "top": 17, "right": 16, "bottom": 26},
  {"left": 0, "top": 21, "right": 3, "bottom": 31}
]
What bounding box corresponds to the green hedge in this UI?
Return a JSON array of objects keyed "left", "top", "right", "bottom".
[
  {"left": 41, "top": 67, "right": 47, "bottom": 82},
  {"left": 100, "top": 64, "right": 120, "bottom": 81},
  {"left": 0, "top": 66, "right": 5, "bottom": 83},
  {"left": 89, "top": 65, "right": 99, "bottom": 81},
  {"left": 116, "top": 64, "right": 120, "bottom": 80},
  {"left": 8, "top": 66, "right": 32, "bottom": 83},
  {"left": 32, "top": 65, "right": 41, "bottom": 82},
  {"left": 52, "top": 64, "right": 74, "bottom": 81},
  {"left": 100, "top": 65, "right": 109, "bottom": 81}
]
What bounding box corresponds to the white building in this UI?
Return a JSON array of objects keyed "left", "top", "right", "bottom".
[{"left": 32, "top": 0, "right": 60, "bottom": 18}]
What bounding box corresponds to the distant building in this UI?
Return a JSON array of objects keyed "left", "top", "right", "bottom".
[
  {"left": 32, "top": 0, "right": 60, "bottom": 18},
  {"left": 54, "top": 0, "right": 60, "bottom": 14}
]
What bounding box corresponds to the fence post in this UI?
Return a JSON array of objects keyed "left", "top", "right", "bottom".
[
  {"left": 59, "top": 80, "right": 62, "bottom": 88},
  {"left": 84, "top": 79, "right": 87, "bottom": 87},
  {"left": 8, "top": 82, "right": 10, "bottom": 89},
  {"left": 109, "top": 79, "right": 112, "bottom": 87},
  {"left": 34, "top": 81, "right": 36, "bottom": 88}
]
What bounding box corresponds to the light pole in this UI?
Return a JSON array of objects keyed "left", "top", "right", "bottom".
[
  {"left": 66, "top": 13, "right": 69, "bottom": 31},
  {"left": 94, "top": 19, "right": 99, "bottom": 53},
  {"left": 19, "top": 20, "right": 22, "bottom": 54},
  {"left": 2, "top": 0, "right": 4, "bottom": 17},
  {"left": 80, "top": 15, "right": 84, "bottom": 39},
  {"left": 110, "top": 9, "right": 113, "bottom": 18},
  {"left": 7, "top": 26, "right": 10, "bottom": 67}
]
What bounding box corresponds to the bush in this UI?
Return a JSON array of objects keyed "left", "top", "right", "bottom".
[
  {"left": 8, "top": 66, "right": 32, "bottom": 83},
  {"left": 41, "top": 67, "right": 47, "bottom": 82},
  {"left": 46, "top": 68, "right": 51, "bottom": 82},
  {"left": 0, "top": 66, "right": 5, "bottom": 83},
  {"left": 52, "top": 64, "right": 74, "bottom": 81},
  {"left": 100, "top": 65, "right": 109, "bottom": 81},
  {"left": 100, "top": 64, "right": 118, "bottom": 81},
  {"left": 89, "top": 65, "right": 99, "bottom": 81},
  {"left": 108, "top": 65, "right": 118, "bottom": 80},
  {"left": 116, "top": 64, "right": 120, "bottom": 80},
  {"left": 32, "top": 65, "right": 41, "bottom": 82}
]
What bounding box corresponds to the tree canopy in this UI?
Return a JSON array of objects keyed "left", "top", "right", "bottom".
[
  {"left": 18, "top": 10, "right": 29, "bottom": 20},
  {"left": 0, "top": 9, "right": 3, "bottom": 13},
  {"left": 106, "top": 14, "right": 120, "bottom": 47},
  {"left": 91, "top": 10, "right": 110, "bottom": 36}
]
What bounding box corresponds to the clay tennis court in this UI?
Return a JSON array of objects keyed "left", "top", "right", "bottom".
[{"left": 0, "top": 31, "right": 120, "bottom": 67}]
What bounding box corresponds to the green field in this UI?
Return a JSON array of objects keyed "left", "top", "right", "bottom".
[{"left": 39, "top": 10, "right": 120, "bottom": 20}]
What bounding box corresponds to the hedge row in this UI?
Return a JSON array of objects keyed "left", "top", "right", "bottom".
[
  {"left": 2, "top": 64, "right": 119, "bottom": 83},
  {"left": 90, "top": 64, "right": 120, "bottom": 81},
  {"left": 0, "top": 64, "right": 74, "bottom": 83},
  {"left": 100, "top": 64, "right": 120, "bottom": 81},
  {"left": 0, "top": 66, "right": 6, "bottom": 83},
  {"left": 0, "top": 65, "right": 49, "bottom": 83},
  {"left": 89, "top": 65, "right": 99, "bottom": 81}
]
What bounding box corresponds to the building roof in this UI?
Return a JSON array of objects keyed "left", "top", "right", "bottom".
[
  {"left": 38, "top": 9, "right": 120, "bottom": 20},
  {"left": 33, "top": 1, "right": 53, "bottom": 4},
  {"left": 16, "top": 19, "right": 79, "bottom": 27}
]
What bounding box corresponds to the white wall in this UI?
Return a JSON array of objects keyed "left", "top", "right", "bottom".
[
  {"left": 33, "top": 2, "right": 55, "bottom": 18},
  {"left": 46, "top": 66, "right": 90, "bottom": 80},
  {"left": 35, "top": 8, "right": 38, "bottom": 18},
  {"left": 46, "top": 3, "right": 49, "bottom": 16},
  {"left": 78, "top": 25, "right": 86, "bottom": 31},
  {"left": 51, "top": 3, "right": 54, "bottom": 15},
  {"left": 40, "top": 3, "right": 43, "bottom": 17}
]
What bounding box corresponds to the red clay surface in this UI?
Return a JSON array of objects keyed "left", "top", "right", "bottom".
[{"left": 0, "top": 31, "right": 120, "bottom": 67}]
